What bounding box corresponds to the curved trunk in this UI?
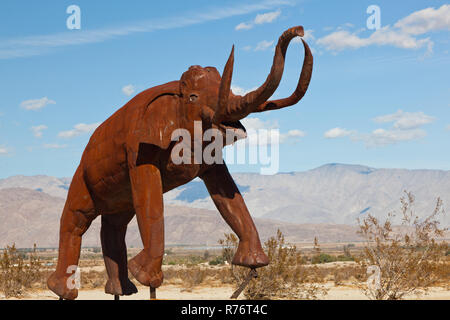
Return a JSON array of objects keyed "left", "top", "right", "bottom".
[
  {"left": 219, "top": 26, "right": 307, "bottom": 122},
  {"left": 255, "top": 39, "right": 313, "bottom": 113}
]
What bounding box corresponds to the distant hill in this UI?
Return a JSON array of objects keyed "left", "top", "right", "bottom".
[
  {"left": 166, "top": 164, "right": 450, "bottom": 225},
  {"left": 0, "top": 188, "right": 362, "bottom": 248},
  {"left": 0, "top": 175, "right": 70, "bottom": 199},
  {"left": 0, "top": 163, "right": 448, "bottom": 247}
]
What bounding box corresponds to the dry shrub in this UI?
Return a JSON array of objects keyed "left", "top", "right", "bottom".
[
  {"left": 433, "top": 259, "right": 450, "bottom": 286},
  {"left": 163, "top": 266, "right": 222, "bottom": 290},
  {"left": 36, "top": 268, "right": 53, "bottom": 289},
  {"left": 81, "top": 270, "right": 107, "bottom": 289},
  {"left": 305, "top": 263, "right": 365, "bottom": 286},
  {"left": 220, "top": 230, "right": 328, "bottom": 300},
  {"left": 0, "top": 244, "right": 42, "bottom": 298},
  {"left": 333, "top": 268, "right": 344, "bottom": 286},
  {"left": 331, "top": 264, "right": 366, "bottom": 286},
  {"left": 179, "top": 267, "right": 207, "bottom": 291},
  {"left": 163, "top": 254, "right": 206, "bottom": 266},
  {"left": 357, "top": 192, "right": 449, "bottom": 300}
]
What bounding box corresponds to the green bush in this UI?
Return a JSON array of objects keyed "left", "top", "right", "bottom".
[
  {"left": 208, "top": 256, "right": 225, "bottom": 266},
  {"left": 312, "top": 253, "right": 336, "bottom": 264},
  {"left": 337, "top": 255, "right": 354, "bottom": 262}
]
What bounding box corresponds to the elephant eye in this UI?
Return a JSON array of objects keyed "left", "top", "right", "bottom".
[{"left": 189, "top": 94, "right": 198, "bottom": 102}]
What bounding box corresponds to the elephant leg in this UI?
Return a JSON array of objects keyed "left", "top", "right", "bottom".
[
  {"left": 200, "top": 163, "right": 269, "bottom": 268},
  {"left": 127, "top": 164, "right": 164, "bottom": 288},
  {"left": 101, "top": 213, "right": 138, "bottom": 296},
  {"left": 47, "top": 168, "right": 98, "bottom": 300}
]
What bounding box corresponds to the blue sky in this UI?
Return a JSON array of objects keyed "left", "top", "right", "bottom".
[{"left": 0, "top": 0, "right": 449, "bottom": 178}]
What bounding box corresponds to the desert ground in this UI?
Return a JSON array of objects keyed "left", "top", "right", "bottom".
[
  {"left": 2, "top": 245, "right": 449, "bottom": 300},
  {"left": 8, "top": 283, "right": 450, "bottom": 300}
]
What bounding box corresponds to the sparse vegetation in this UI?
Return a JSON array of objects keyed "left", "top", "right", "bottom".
[
  {"left": 356, "top": 192, "right": 449, "bottom": 300},
  {"left": 1, "top": 206, "right": 448, "bottom": 300},
  {"left": 219, "top": 230, "right": 329, "bottom": 299},
  {"left": 310, "top": 237, "right": 354, "bottom": 264},
  {"left": 81, "top": 270, "right": 108, "bottom": 289},
  {"left": 163, "top": 254, "right": 208, "bottom": 266},
  {"left": 0, "top": 244, "right": 42, "bottom": 298},
  {"left": 208, "top": 256, "right": 225, "bottom": 266}
]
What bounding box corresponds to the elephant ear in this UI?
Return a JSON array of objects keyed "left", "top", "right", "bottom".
[{"left": 127, "top": 81, "right": 182, "bottom": 160}]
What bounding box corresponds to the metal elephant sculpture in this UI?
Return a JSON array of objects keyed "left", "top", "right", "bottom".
[{"left": 47, "top": 26, "right": 313, "bottom": 300}]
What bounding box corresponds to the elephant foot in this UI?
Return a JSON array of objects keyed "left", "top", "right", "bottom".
[
  {"left": 128, "top": 250, "right": 163, "bottom": 288},
  {"left": 232, "top": 240, "right": 269, "bottom": 269},
  {"left": 47, "top": 271, "right": 78, "bottom": 300},
  {"left": 105, "top": 277, "right": 138, "bottom": 296}
]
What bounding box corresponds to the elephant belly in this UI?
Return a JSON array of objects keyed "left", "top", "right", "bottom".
[
  {"left": 83, "top": 159, "right": 134, "bottom": 215},
  {"left": 161, "top": 162, "right": 203, "bottom": 193},
  {"left": 94, "top": 185, "right": 134, "bottom": 215}
]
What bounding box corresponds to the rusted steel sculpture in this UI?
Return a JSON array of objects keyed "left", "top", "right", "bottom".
[{"left": 47, "top": 26, "right": 313, "bottom": 300}]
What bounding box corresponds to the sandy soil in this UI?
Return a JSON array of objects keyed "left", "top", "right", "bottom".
[
  {"left": 11, "top": 284, "right": 235, "bottom": 300},
  {"left": 7, "top": 283, "right": 449, "bottom": 300},
  {"left": 322, "top": 284, "right": 450, "bottom": 300}
]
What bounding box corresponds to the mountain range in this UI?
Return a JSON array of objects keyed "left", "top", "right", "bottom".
[
  {"left": 0, "top": 163, "right": 448, "bottom": 247},
  {"left": 165, "top": 164, "right": 450, "bottom": 225},
  {"left": 0, "top": 187, "right": 360, "bottom": 248}
]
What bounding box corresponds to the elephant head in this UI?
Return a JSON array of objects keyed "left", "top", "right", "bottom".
[{"left": 176, "top": 25, "right": 313, "bottom": 144}]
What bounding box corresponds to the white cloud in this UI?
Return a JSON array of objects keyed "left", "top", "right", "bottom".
[
  {"left": 235, "top": 9, "right": 281, "bottom": 31},
  {"left": 231, "top": 85, "right": 257, "bottom": 96},
  {"left": 0, "top": 146, "right": 8, "bottom": 155},
  {"left": 20, "top": 97, "right": 55, "bottom": 111},
  {"left": 446, "top": 125, "right": 450, "bottom": 131},
  {"left": 368, "top": 27, "right": 433, "bottom": 51},
  {"left": 31, "top": 125, "right": 48, "bottom": 138},
  {"left": 317, "top": 30, "right": 364, "bottom": 51},
  {"left": 316, "top": 28, "right": 432, "bottom": 53},
  {"left": 394, "top": 4, "right": 450, "bottom": 35},
  {"left": 316, "top": 5, "right": 450, "bottom": 54},
  {"left": 255, "top": 40, "right": 274, "bottom": 51},
  {"left": 241, "top": 118, "right": 276, "bottom": 147},
  {"left": 43, "top": 143, "right": 67, "bottom": 149},
  {"left": 241, "top": 117, "right": 278, "bottom": 130},
  {"left": 241, "top": 40, "right": 274, "bottom": 51},
  {"left": 254, "top": 10, "right": 281, "bottom": 24},
  {"left": 1, "top": 1, "right": 292, "bottom": 59},
  {"left": 327, "top": 110, "right": 434, "bottom": 147},
  {"left": 58, "top": 122, "right": 101, "bottom": 138},
  {"left": 240, "top": 117, "right": 304, "bottom": 145},
  {"left": 122, "top": 84, "right": 135, "bottom": 96},
  {"left": 235, "top": 22, "right": 253, "bottom": 31},
  {"left": 279, "top": 129, "right": 306, "bottom": 143},
  {"left": 373, "top": 110, "right": 435, "bottom": 130},
  {"left": 364, "top": 109, "right": 434, "bottom": 146},
  {"left": 324, "top": 127, "right": 353, "bottom": 139},
  {"left": 362, "top": 128, "right": 427, "bottom": 147}
]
